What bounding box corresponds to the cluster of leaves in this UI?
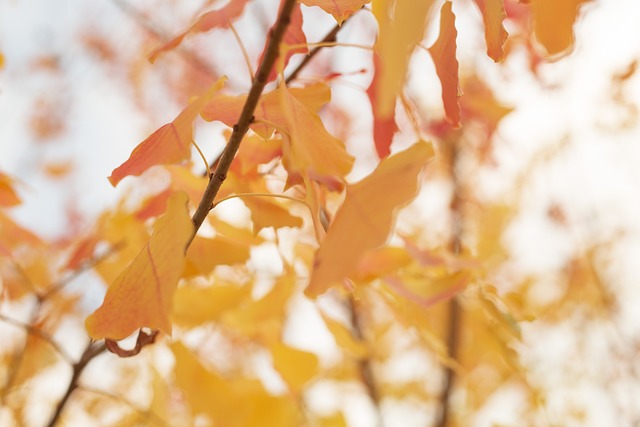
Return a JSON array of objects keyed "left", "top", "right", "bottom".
[{"left": 1, "top": 0, "right": 615, "bottom": 426}]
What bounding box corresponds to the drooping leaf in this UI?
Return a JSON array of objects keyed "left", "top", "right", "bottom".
[
  {"left": 532, "top": 0, "right": 592, "bottom": 56},
  {"left": 300, "top": 0, "right": 370, "bottom": 24},
  {"left": 472, "top": 0, "right": 508, "bottom": 62},
  {"left": 85, "top": 191, "right": 194, "bottom": 340},
  {"left": 148, "top": 0, "right": 251, "bottom": 63},
  {"left": 372, "top": 0, "right": 434, "bottom": 118},
  {"left": 108, "top": 78, "right": 226, "bottom": 186},
  {"left": 367, "top": 54, "right": 398, "bottom": 159},
  {"left": 429, "top": 2, "right": 461, "bottom": 127},
  {"left": 270, "top": 342, "right": 319, "bottom": 393},
  {"left": 184, "top": 235, "right": 251, "bottom": 277},
  {"left": 305, "top": 142, "right": 433, "bottom": 297},
  {"left": 258, "top": 2, "right": 308, "bottom": 82}
]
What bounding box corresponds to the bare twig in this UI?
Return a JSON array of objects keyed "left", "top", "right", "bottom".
[
  {"left": 0, "top": 314, "right": 74, "bottom": 364},
  {"left": 45, "top": 341, "right": 107, "bottom": 427}
]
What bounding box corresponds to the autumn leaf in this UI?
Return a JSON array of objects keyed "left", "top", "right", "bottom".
[
  {"left": 148, "top": 0, "right": 250, "bottom": 63},
  {"left": 533, "top": 0, "right": 592, "bottom": 56},
  {"left": 172, "top": 282, "right": 251, "bottom": 328},
  {"left": 305, "top": 141, "right": 433, "bottom": 297},
  {"left": 472, "top": 0, "right": 508, "bottom": 62},
  {"left": 367, "top": 54, "right": 399, "bottom": 159},
  {"left": 278, "top": 83, "right": 354, "bottom": 189},
  {"left": 372, "top": 0, "right": 434, "bottom": 118},
  {"left": 429, "top": 1, "right": 461, "bottom": 127},
  {"left": 108, "top": 77, "right": 226, "bottom": 186},
  {"left": 270, "top": 342, "right": 319, "bottom": 393},
  {"left": 300, "top": 0, "right": 370, "bottom": 24},
  {"left": 258, "top": 2, "right": 308, "bottom": 82},
  {"left": 85, "top": 191, "right": 193, "bottom": 340},
  {"left": 0, "top": 172, "right": 21, "bottom": 207},
  {"left": 184, "top": 235, "right": 251, "bottom": 277}
]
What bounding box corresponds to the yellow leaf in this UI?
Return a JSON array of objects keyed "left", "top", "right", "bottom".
[
  {"left": 184, "top": 235, "right": 251, "bottom": 277},
  {"left": 321, "top": 313, "right": 368, "bottom": 359},
  {"left": 306, "top": 142, "right": 433, "bottom": 297},
  {"left": 316, "top": 412, "right": 349, "bottom": 427},
  {"left": 429, "top": 2, "right": 461, "bottom": 127},
  {"left": 172, "top": 343, "right": 299, "bottom": 427},
  {"left": 533, "top": 0, "right": 592, "bottom": 56},
  {"left": 372, "top": 0, "right": 435, "bottom": 117},
  {"left": 85, "top": 192, "right": 194, "bottom": 340},
  {"left": 172, "top": 283, "right": 251, "bottom": 328},
  {"left": 353, "top": 246, "right": 413, "bottom": 282},
  {"left": 270, "top": 342, "right": 319, "bottom": 393}
]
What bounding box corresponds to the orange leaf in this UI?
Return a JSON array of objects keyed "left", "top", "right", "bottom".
[
  {"left": 533, "top": 0, "right": 591, "bottom": 56},
  {"left": 367, "top": 54, "right": 398, "bottom": 159},
  {"left": 472, "top": 0, "right": 508, "bottom": 62},
  {"left": 109, "top": 78, "right": 226, "bottom": 186},
  {"left": 300, "top": 0, "right": 370, "bottom": 24},
  {"left": 85, "top": 191, "right": 194, "bottom": 340},
  {"left": 172, "top": 283, "right": 251, "bottom": 327},
  {"left": 429, "top": 2, "right": 461, "bottom": 127},
  {"left": 305, "top": 142, "right": 433, "bottom": 297},
  {"left": 278, "top": 83, "right": 354, "bottom": 189},
  {"left": 148, "top": 0, "right": 250, "bottom": 63},
  {"left": 372, "top": 0, "right": 434, "bottom": 118},
  {"left": 258, "top": 2, "right": 308, "bottom": 82},
  {"left": 0, "top": 172, "right": 21, "bottom": 207}
]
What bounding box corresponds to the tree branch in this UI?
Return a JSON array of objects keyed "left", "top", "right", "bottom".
[
  {"left": 190, "top": 0, "right": 298, "bottom": 236},
  {"left": 45, "top": 341, "right": 107, "bottom": 427}
]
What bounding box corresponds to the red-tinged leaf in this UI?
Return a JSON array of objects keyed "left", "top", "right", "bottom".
[
  {"left": 109, "top": 78, "right": 226, "bottom": 186},
  {"left": 85, "top": 191, "right": 193, "bottom": 340},
  {"left": 300, "top": 0, "right": 371, "bottom": 24},
  {"left": 64, "top": 234, "right": 100, "bottom": 271},
  {"left": 472, "top": 0, "right": 508, "bottom": 62},
  {"left": 429, "top": 2, "right": 461, "bottom": 127},
  {"left": 532, "top": 0, "right": 591, "bottom": 56},
  {"left": 148, "top": 0, "right": 251, "bottom": 63},
  {"left": 0, "top": 172, "right": 21, "bottom": 207},
  {"left": 372, "top": 0, "right": 434, "bottom": 118},
  {"left": 258, "top": 2, "right": 308, "bottom": 82},
  {"left": 367, "top": 54, "right": 398, "bottom": 159},
  {"left": 135, "top": 188, "right": 174, "bottom": 221},
  {"left": 305, "top": 142, "right": 433, "bottom": 297}
]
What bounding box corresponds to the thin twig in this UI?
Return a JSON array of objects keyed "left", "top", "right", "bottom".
[
  {"left": 285, "top": 11, "right": 358, "bottom": 84},
  {"left": 45, "top": 341, "right": 107, "bottom": 427},
  {"left": 0, "top": 314, "right": 74, "bottom": 364},
  {"left": 190, "top": 0, "right": 298, "bottom": 237},
  {"left": 78, "top": 386, "right": 168, "bottom": 427}
]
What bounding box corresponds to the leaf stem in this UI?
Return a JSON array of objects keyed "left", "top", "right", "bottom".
[{"left": 190, "top": 0, "right": 298, "bottom": 239}]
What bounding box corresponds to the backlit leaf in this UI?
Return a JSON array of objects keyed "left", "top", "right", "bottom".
[
  {"left": 300, "top": 0, "right": 370, "bottom": 24},
  {"left": 85, "top": 192, "right": 193, "bottom": 340},
  {"left": 0, "top": 172, "right": 21, "bottom": 207},
  {"left": 429, "top": 2, "right": 461, "bottom": 127},
  {"left": 306, "top": 142, "right": 433, "bottom": 297},
  {"left": 472, "top": 0, "right": 508, "bottom": 62},
  {"left": 270, "top": 342, "right": 319, "bottom": 393},
  {"left": 172, "top": 283, "right": 251, "bottom": 327},
  {"left": 533, "top": 0, "right": 591, "bottom": 56},
  {"left": 109, "top": 78, "right": 226, "bottom": 186},
  {"left": 372, "top": 0, "right": 434, "bottom": 118},
  {"left": 148, "top": 0, "right": 251, "bottom": 63},
  {"left": 184, "top": 235, "right": 251, "bottom": 277},
  {"left": 367, "top": 54, "right": 398, "bottom": 159}
]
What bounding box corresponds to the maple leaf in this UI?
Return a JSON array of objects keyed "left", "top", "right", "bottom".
[
  {"left": 108, "top": 78, "right": 226, "bottom": 186},
  {"left": 429, "top": 1, "right": 461, "bottom": 127},
  {"left": 372, "top": 0, "right": 434, "bottom": 118},
  {"left": 532, "top": 0, "right": 592, "bottom": 56},
  {"left": 300, "top": 0, "right": 370, "bottom": 24},
  {"left": 305, "top": 141, "right": 434, "bottom": 297},
  {"left": 148, "top": 0, "right": 251, "bottom": 63},
  {"left": 472, "top": 0, "right": 508, "bottom": 62},
  {"left": 85, "top": 191, "right": 193, "bottom": 340}
]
